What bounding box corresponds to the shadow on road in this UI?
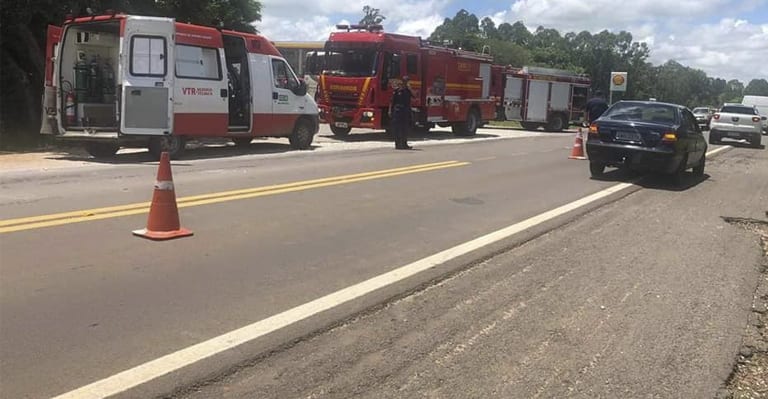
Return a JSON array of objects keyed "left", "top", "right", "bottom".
[
  {"left": 320, "top": 130, "right": 500, "bottom": 143},
  {"left": 591, "top": 167, "right": 711, "bottom": 191},
  {"left": 45, "top": 140, "right": 306, "bottom": 165}
]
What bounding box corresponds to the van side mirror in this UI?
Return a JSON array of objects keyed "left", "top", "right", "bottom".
[{"left": 292, "top": 79, "right": 308, "bottom": 96}]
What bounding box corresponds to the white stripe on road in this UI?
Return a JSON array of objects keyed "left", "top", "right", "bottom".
[{"left": 53, "top": 146, "right": 731, "bottom": 399}]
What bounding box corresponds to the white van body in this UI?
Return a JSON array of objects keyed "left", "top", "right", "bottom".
[
  {"left": 742, "top": 95, "right": 768, "bottom": 133},
  {"left": 41, "top": 14, "right": 319, "bottom": 158}
]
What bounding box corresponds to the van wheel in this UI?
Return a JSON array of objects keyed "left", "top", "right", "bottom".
[
  {"left": 85, "top": 142, "right": 119, "bottom": 159},
  {"left": 453, "top": 109, "right": 479, "bottom": 136},
  {"left": 545, "top": 114, "right": 566, "bottom": 132},
  {"left": 149, "top": 136, "right": 186, "bottom": 160},
  {"left": 232, "top": 137, "right": 252, "bottom": 147},
  {"left": 330, "top": 125, "right": 351, "bottom": 137},
  {"left": 289, "top": 119, "right": 314, "bottom": 150}
]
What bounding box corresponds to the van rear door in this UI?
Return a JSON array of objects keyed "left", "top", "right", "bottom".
[
  {"left": 120, "top": 16, "right": 174, "bottom": 136},
  {"left": 40, "top": 25, "right": 62, "bottom": 135}
]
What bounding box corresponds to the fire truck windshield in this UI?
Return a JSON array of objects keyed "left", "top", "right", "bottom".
[{"left": 322, "top": 48, "right": 378, "bottom": 77}]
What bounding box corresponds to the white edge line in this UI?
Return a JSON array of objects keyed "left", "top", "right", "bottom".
[{"left": 53, "top": 146, "right": 731, "bottom": 399}]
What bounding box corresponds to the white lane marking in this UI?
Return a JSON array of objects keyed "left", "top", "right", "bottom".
[{"left": 53, "top": 146, "right": 732, "bottom": 399}]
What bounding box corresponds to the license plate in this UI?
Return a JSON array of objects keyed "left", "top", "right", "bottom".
[
  {"left": 335, "top": 122, "right": 349, "bottom": 128},
  {"left": 616, "top": 130, "right": 641, "bottom": 141},
  {"left": 727, "top": 132, "right": 741, "bottom": 138}
]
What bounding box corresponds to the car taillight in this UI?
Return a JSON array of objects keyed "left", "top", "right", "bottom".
[
  {"left": 588, "top": 123, "right": 599, "bottom": 135},
  {"left": 661, "top": 132, "right": 678, "bottom": 142},
  {"left": 752, "top": 116, "right": 761, "bottom": 122},
  {"left": 713, "top": 114, "right": 720, "bottom": 120}
]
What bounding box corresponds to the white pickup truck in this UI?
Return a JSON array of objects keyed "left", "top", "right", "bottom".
[{"left": 709, "top": 103, "right": 763, "bottom": 148}]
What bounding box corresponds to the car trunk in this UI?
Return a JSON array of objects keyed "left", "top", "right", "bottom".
[{"left": 596, "top": 121, "right": 672, "bottom": 147}]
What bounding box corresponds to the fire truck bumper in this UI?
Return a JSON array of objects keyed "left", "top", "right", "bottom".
[{"left": 320, "top": 105, "right": 380, "bottom": 129}]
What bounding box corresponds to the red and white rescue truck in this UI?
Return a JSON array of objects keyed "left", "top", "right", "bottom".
[
  {"left": 492, "top": 65, "right": 591, "bottom": 132},
  {"left": 41, "top": 14, "right": 319, "bottom": 159},
  {"left": 308, "top": 24, "right": 498, "bottom": 137},
  {"left": 307, "top": 25, "right": 590, "bottom": 136}
]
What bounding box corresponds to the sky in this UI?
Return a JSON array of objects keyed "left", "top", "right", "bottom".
[{"left": 256, "top": 0, "right": 768, "bottom": 84}]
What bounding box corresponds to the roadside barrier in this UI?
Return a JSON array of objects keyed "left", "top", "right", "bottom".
[{"left": 133, "top": 151, "right": 193, "bottom": 240}]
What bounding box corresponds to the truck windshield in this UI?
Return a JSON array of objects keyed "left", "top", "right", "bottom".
[{"left": 322, "top": 48, "right": 378, "bottom": 77}]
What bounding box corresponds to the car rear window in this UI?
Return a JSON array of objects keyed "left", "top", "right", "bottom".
[
  {"left": 603, "top": 103, "right": 679, "bottom": 124},
  {"left": 693, "top": 108, "right": 708, "bottom": 114},
  {"left": 720, "top": 106, "right": 757, "bottom": 115}
]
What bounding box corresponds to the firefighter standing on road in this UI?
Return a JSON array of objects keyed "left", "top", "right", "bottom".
[
  {"left": 585, "top": 90, "right": 609, "bottom": 124},
  {"left": 389, "top": 76, "right": 414, "bottom": 150}
]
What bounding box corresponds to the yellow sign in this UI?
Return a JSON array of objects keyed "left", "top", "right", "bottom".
[{"left": 610, "top": 72, "right": 628, "bottom": 92}]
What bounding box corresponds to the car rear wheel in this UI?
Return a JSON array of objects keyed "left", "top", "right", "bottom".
[
  {"left": 672, "top": 155, "right": 688, "bottom": 186},
  {"left": 708, "top": 134, "right": 720, "bottom": 145},
  {"left": 589, "top": 162, "right": 605, "bottom": 177},
  {"left": 751, "top": 136, "right": 762, "bottom": 148},
  {"left": 693, "top": 154, "right": 705, "bottom": 177}
]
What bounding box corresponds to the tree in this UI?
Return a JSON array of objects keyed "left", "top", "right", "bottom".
[
  {"left": 359, "top": 5, "right": 385, "bottom": 26},
  {"left": 428, "top": 9, "right": 481, "bottom": 50},
  {"left": 744, "top": 79, "right": 768, "bottom": 96}
]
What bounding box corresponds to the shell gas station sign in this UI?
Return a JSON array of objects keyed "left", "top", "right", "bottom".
[{"left": 610, "top": 72, "right": 628, "bottom": 92}]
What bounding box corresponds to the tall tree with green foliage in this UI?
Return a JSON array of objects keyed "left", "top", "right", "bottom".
[
  {"left": 359, "top": 5, "right": 385, "bottom": 26},
  {"left": 744, "top": 79, "right": 768, "bottom": 96}
]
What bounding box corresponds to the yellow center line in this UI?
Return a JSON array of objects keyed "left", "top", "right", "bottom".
[{"left": 0, "top": 161, "right": 469, "bottom": 234}]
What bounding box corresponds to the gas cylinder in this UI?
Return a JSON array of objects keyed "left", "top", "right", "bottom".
[
  {"left": 74, "top": 59, "right": 89, "bottom": 102},
  {"left": 65, "top": 91, "right": 76, "bottom": 126}
]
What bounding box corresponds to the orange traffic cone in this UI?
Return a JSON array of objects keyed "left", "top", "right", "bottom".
[
  {"left": 568, "top": 128, "right": 587, "bottom": 160},
  {"left": 133, "top": 152, "right": 193, "bottom": 240}
]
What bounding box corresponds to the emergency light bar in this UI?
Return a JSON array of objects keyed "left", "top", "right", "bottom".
[{"left": 335, "top": 24, "right": 384, "bottom": 32}]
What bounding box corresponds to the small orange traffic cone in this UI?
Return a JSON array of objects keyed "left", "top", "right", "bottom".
[
  {"left": 568, "top": 128, "right": 587, "bottom": 160},
  {"left": 133, "top": 152, "right": 193, "bottom": 240}
]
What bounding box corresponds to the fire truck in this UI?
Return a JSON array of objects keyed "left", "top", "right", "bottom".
[
  {"left": 41, "top": 14, "right": 319, "bottom": 159},
  {"left": 492, "top": 66, "right": 591, "bottom": 132},
  {"left": 308, "top": 25, "right": 498, "bottom": 137}
]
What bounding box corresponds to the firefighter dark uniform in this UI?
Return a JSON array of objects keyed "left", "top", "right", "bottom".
[{"left": 390, "top": 76, "right": 414, "bottom": 150}]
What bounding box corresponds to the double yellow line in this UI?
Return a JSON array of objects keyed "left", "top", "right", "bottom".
[{"left": 0, "top": 160, "right": 469, "bottom": 234}]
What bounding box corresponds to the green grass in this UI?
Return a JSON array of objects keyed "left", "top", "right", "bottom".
[{"left": 488, "top": 120, "right": 522, "bottom": 128}]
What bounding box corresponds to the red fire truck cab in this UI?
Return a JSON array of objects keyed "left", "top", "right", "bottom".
[
  {"left": 41, "top": 14, "right": 319, "bottom": 159},
  {"left": 308, "top": 25, "right": 498, "bottom": 137}
]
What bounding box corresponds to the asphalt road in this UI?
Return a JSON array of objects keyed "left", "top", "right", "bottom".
[{"left": 0, "top": 127, "right": 765, "bottom": 398}]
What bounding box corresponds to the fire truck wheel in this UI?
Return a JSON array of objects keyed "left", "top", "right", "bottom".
[
  {"left": 232, "top": 137, "right": 252, "bottom": 147},
  {"left": 520, "top": 122, "right": 540, "bottom": 131},
  {"left": 148, "top": 136, "right": 186, "bottom": 160},
  {"left": 453, "top": 109, "right": 480, "bottom": 136},
  {"left": 330, "top": 125, "right": 352, "bottom": 137},
  {"left": 545, "top": 114, "right": 566, "bottom": 132},
  {"left": 289, "top": 119, "right": 314, "bottom": 150},
  {"left": 85, "top": 142, "right": 119, "bottom": 159}
]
